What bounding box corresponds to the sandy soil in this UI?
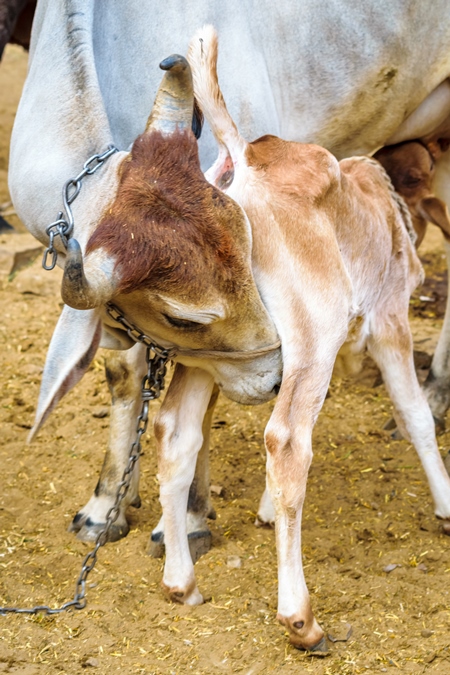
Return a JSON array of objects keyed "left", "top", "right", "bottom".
[{"left": 1, "top": 44, "right": 450, "bottom": 675}]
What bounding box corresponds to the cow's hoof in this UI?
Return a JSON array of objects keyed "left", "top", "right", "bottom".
[
  {"left": 147, "top": 529, "right": 212, "bottom": 563},
  {"left": 130, "top": 495, "right": 142, "bottom": 509},
  {"left": 437, "top": 517, "right": 450, "bottom": 535},
  {"left": 68, "top": 513, "right": 129, "bottom": 543}
]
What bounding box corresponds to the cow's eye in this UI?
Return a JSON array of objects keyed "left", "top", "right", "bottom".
[{"left": 162, "top": 314, "right": 203, "bottom": 330}]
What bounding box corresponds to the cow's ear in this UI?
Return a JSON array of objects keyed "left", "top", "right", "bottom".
[
  {"left": 28, "top": 305, "right": 102, "bottom": 441},
  {"left": 419, "top": 196, "right": 450, "bottom": 241},
  {"left": 192, "top": 97, "right": 204, "bottom": 139}
]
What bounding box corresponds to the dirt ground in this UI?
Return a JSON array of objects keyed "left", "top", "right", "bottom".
[{"left": 2, "top": 45, "right": 450, "bottom": 675}]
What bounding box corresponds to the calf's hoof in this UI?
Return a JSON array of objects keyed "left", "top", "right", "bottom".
[
  {"left": 302, "top": 636, "right": 329, "bottom": 656},
  {"left": 278, "top": 613, "right": 326, "bottom": 653},
  {"left": 148, "top": 529, "right": 212, "bottom": 563},
  {"left": 162, "top": 580, "right": 204, "bottom": 606},
  {"left": 255, "top": 515, "right": 275, "bottom": 528},
  {"left": 69, "top": 512, "right": 129, "bottom": 543}
]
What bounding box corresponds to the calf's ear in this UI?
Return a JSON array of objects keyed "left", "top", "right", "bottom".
[
  {"left": 419, "top": 196, "right": 450, "bottom": 241},
  {"left": 28, "top": 305, "right": 102, "bottom": 441}
]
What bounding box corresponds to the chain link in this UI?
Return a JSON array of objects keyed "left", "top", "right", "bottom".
[
  {"left": 42, "top": 145, "right": 118, "bottom": 270},
  {"left": 0, "top": 336, "right": 171, "bottom": 616}
]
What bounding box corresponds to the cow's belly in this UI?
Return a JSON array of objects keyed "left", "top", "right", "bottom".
[
  {"left": 386, "top": 80, "right": 450, "bottom": 146},
  {"left": 91, "top": 1, "right": 450, "bottom": 162}
]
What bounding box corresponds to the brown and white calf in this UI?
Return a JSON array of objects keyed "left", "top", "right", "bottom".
[
  {"left": 374, "top": 139, "right": 450, "bottom": 247},
  {"left": 147, "top": 26, "right": 450, "bottom": 652}
]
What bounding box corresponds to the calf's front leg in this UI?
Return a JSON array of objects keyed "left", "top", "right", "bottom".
[
  {"left": 155, "top": 364, "right": 215, "bottom": 604},
  {"left": 149, "top": 380, "right": 219, "bottom": 561}
]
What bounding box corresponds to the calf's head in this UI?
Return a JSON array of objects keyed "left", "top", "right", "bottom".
[
  {"left": 60, "top": 56, "right": 281, "bottom": 404},
  {"left": 374, "top": 141, "right": 450, "bottom": 247}
]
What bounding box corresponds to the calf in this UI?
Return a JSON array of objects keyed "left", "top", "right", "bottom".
[
  {"left": 374, "top": 140, "right": 450, "bottom": 247},
  {"left": 149, "top": 26, "right": 450, "bottom": 653}
]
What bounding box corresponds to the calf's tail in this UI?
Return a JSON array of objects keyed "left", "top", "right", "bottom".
[{"left": 187, "top": 25, "right": 247, "bottom": 162}]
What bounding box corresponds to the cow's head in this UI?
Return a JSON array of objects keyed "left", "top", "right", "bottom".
[
  {"left": 60, "top": 56, "right": 281, "bottom": 405},
  {"left": 374, "top": 141, "right": 450, "bottom": 247}
]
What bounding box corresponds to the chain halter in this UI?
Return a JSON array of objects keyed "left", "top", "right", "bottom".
[{"left": 42, "top": 145, "right": 118, "bottom": 270}]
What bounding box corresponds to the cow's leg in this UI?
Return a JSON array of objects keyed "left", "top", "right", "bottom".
[
  {"left": 265, "top": 359, "right": 334, "bottom": 652},
  {"left": 70, "top": 343, "right": 146, "bottom": 542},
  {"left": 155, "top": 364, "right": 215, "bottom": 604},
  {"left": 368, "top": 315, "right": 450, "bottom": 529},
  {"left": 424, "top": 155, "right": 450, "bottom": 430},
  {"left": 149, "top": 382, "right": 219, "bottom": 561}
]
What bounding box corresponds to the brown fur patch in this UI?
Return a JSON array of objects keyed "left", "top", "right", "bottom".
[
  {"left": 87, "top": 129, "right": 247, "bottom": 296},
  {"left": 246, "top": 135, "right": 339, "bottom": 204}
]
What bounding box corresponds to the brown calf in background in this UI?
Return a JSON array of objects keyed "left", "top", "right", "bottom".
[{"left": 374, "top": 139, "right": 450, "bottom": 247}]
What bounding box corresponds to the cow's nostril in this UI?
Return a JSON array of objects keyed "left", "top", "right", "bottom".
[{"left": 273, "top": 383, "right": 280, "bottom": 395}]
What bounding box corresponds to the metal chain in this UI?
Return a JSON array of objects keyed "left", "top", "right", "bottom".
[
  {"left": 0, "top": 147, "right": 176, "bottom": 616},
  {"left": 0, "top": 339, "right": 172, "bottom": 616},
  {"left": 42, "top": 145, "right": 118, "bottom": 270}
]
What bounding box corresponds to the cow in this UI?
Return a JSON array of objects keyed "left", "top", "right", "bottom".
[
  {"left": 8, "top": 1, "right": 450, "bottom": 554},
  {"left": 140, "top": 25, "right": 450, "bottom": 652}
]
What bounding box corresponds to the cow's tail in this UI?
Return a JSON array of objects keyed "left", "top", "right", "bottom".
[{"left": 188, "top": 25, "right": 247, "bottom": 162}]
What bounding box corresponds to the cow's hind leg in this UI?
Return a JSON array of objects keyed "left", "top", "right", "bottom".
[
  {"left": 424, "top": 156, "right": 450, "bottom": 430},
  {"left": 69, "top": 343, "right": 146, "bottom": 542},
  {"left": 368, "top": 315, "right": 450, "bottom": 530},
  {"left": 424, "top": 240, "right": 450, "bottom": 431},
  {"left": 149, "top": 381, "right": 219, "bottom": 562}
]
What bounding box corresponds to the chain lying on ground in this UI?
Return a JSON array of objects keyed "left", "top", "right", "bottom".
[
  {"left": 0, "top": 337, "right": 173, "bottom": 615},
  {"left": 1, "top": 146, "right": 175, "bottom": 616},
  {"left": 42, "top": 144, "right": 118, "bottom": 270}
]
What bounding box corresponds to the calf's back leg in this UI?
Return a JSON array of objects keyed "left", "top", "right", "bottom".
[{"left": 368, "top": 313, "right": 450, "bottom": 529}]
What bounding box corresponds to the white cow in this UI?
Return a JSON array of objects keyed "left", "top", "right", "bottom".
[{"left": 8, "top": 1, "right": 450, "bottom": 552}]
